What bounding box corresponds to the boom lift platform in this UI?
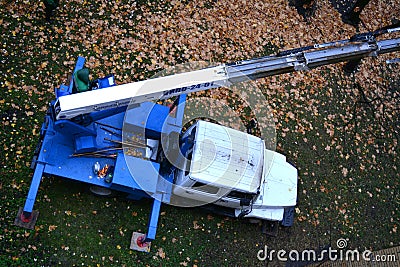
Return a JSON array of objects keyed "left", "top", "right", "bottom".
[{"left": 15, "top": 25, "right": 400, "bottom": 251}]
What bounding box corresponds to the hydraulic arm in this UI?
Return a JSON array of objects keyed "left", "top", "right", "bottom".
[{"left": 55, "top": 29, "right": 400, "bottom": 121}]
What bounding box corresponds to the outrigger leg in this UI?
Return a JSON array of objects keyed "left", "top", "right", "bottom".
[{"left": 130, "top": 197, "right": 162, "bottom": 252}]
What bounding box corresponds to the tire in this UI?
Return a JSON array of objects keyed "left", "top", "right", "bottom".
[{"left": 89, "top": 185, "right": 113, "bottom": 197}]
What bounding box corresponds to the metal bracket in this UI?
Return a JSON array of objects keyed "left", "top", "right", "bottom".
[
  {"left": 262, "top": 220, "right": 279, "bottom": 237},
  {"left": 293, "top": 61, "right": 310, "bottom": 71}
]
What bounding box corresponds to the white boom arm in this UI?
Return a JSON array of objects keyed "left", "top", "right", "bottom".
[
  {"left": 55, "top": 65, "right": 228, "bottom": 120},
  {"left": 55, "top": 36, "right": 400, "bottom": 120}
]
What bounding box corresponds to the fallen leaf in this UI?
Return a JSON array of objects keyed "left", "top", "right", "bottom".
[{"left": 48, "top": 225, "right": 57, "bottom": 232}]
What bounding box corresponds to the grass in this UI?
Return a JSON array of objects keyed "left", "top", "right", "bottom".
[{"left": 1, "top": 0, "right": 399, "bottom": 266}]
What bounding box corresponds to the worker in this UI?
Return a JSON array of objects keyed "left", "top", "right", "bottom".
[
  {"left": 43, "top": 0, "right": 59, "bottom": 23},
  {"left": 341, "top": 0, "right": 371, "bottom": 27}
]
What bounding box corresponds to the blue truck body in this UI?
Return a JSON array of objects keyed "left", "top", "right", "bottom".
[{"left": 16, "top": 57, "right": 185, "bottom": 247}]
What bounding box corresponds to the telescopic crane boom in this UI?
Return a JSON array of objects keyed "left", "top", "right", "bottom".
[{"left": 55, "top": 28, "right": 400, "bottom": 121}]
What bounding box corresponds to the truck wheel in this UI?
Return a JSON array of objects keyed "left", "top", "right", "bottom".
[
  {"left": 262, "top": 220, "right": 279, "bottom": 237},
  {"left": 282, "top": 206, "right": 295, "bottom": 227},
  {"left": 89, "top": 185, "right": 113, "bottom": 197}
]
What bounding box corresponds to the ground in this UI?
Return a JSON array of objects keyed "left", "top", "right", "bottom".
[{"left": 0, "top": 0, "right": 399, "bottom": 266}]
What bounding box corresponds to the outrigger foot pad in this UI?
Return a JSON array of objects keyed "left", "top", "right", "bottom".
[
  {"left": 14, "top": 207, "right": 39, "bottom": 230},
  {"left": 130, "top": 232, "right": 151, "bottom": 252}
]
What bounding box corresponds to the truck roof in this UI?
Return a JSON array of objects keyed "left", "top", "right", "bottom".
[{"left": 189, "top": 120, "right": 264, "bottom": 194}]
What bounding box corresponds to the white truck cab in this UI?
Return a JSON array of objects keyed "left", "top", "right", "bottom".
[{"left": 173, "top": 120, "right": 298, "bottom": 223}]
